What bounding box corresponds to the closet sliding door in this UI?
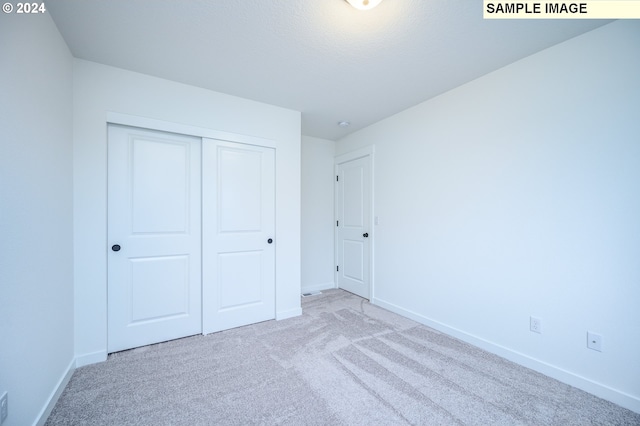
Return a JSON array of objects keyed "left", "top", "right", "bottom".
[
  {"left": 107, "top": 125, "right": 202, "bottom": 353},
  {"left": 107, "top": 127, "right": 276, "bottom": 352},
  {"left": 202, "top": 139, "right": 276, "bottom": 334}
]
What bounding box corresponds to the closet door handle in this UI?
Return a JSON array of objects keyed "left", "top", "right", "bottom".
[
  {"left": 363, "top": 233, "right": 369, "bottom": 238},
  {"left": 267, "top": 238, "right": 273, "bottom": 244},
  {"left": 112, "top": 244, "right": 121, "bottom": 252}
]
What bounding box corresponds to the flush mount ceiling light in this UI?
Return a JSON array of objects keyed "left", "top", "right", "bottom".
[
  {"left": 345, "top": 0, "right": 383, "bottom": 11},
  {"left": 338, "top": 121, "right": 351, "bottom": 128}
]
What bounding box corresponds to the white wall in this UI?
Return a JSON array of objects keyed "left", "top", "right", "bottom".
[
  {"left": 73, "top": 60, "right": 302, "bottom": 365},
  {"left": 0, "top": 13, "right": 75, "bottom": 426},
  {"left": 301, "top": 136, "right": 336, "bottom": 293},
  {"left": 336, "top": 20, "right": 640, "bottom": 412}
]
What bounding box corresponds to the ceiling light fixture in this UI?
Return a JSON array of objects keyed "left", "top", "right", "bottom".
[
  {"left": 338, "top": 121, "right": 351, "bottom": 128},
  {"left": 345, "top": 0, "right": 383, "bottom": 11}
]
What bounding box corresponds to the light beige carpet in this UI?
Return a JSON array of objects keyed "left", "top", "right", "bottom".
[{"left": 46, "top": 289, "right": 640, "bottom": 425}]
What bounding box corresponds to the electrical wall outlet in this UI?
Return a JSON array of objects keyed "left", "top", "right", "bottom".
[
  {"left": 1, "top": 391, "right": 8, "bottom": 424},
  {"left": 530, "top": 316, "right": 542, "bottom": 334},
  {"left": 587, "top": 332, "right": 603, "bottom": 352}
]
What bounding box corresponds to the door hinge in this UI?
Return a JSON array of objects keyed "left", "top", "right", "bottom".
[
  {"left": 337, "top": 265, "right": 339, "bottom": 272},
  {"left": 336, "top": 175, "right": 339, "bottom": 182},
  {"left": 336, "top": 220, "right": 339, "bottom": 227}
]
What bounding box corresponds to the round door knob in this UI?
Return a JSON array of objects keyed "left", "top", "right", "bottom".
[
  {"left": 267, "top": 238, "right": 273, "bottom": 244},
  {"left": 363, "top": 233, "right": 369, "bottom": 238},
  {"left": 111, "top": 244, "right": 121, "bottom": 252}
]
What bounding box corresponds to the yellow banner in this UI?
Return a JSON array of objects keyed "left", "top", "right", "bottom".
[{"left": 484, "top": 1, "right": 640, "bottom": 18}]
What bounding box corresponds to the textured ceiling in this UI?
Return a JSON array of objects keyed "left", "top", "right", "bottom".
[{"left": 46, "top": 0, "right": 610, "bottom": 140}]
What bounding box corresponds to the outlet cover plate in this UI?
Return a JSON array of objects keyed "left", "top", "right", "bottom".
[
  {"left": 587, "top": 332, "right": 603, "bottom": 352},
  {"left": 530, "top": 316, "right": 542, "bottom": 334}
]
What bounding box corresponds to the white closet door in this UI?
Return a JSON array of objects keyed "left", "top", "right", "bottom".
[
  {"left": 107, "top": 125, "right": 202, "bottom": 353},
  {"left": 202, "top": 139, "right": 276, "bottom": 334}
]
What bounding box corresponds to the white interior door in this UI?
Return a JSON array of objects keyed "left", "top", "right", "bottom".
[
  {"left": 336, "top": 155, "right": 371, "bottom": 299},
  {"left": 107, "top": 125, "right": 202, "bottom": 353},
  {"left": 202, "top": 139, "right": 275, "bottom": 334}
]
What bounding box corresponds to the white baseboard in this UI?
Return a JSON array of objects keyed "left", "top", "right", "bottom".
[
  {"left": 34, "top": 358, "right": 75, "bottom": 426},
  {"left": 276, "top": 307, "right": 302, "bottom": 321},
  {"left": 371, "top": 297, "right": 640, "bottom": 414},
  {"left": 301, "top": 281, "right": 336, "bottom": 294},
  {"left": 75, "top": 350, "right": 107, "bottom": 368}
]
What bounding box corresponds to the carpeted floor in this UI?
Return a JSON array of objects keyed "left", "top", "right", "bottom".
[{"left": 46, "top": 289, "right": 640, "bottom": 425}]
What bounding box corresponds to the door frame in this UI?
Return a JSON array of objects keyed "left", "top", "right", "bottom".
[{"left": 334, "top": 146, "right": 375, "bottom": 300}]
